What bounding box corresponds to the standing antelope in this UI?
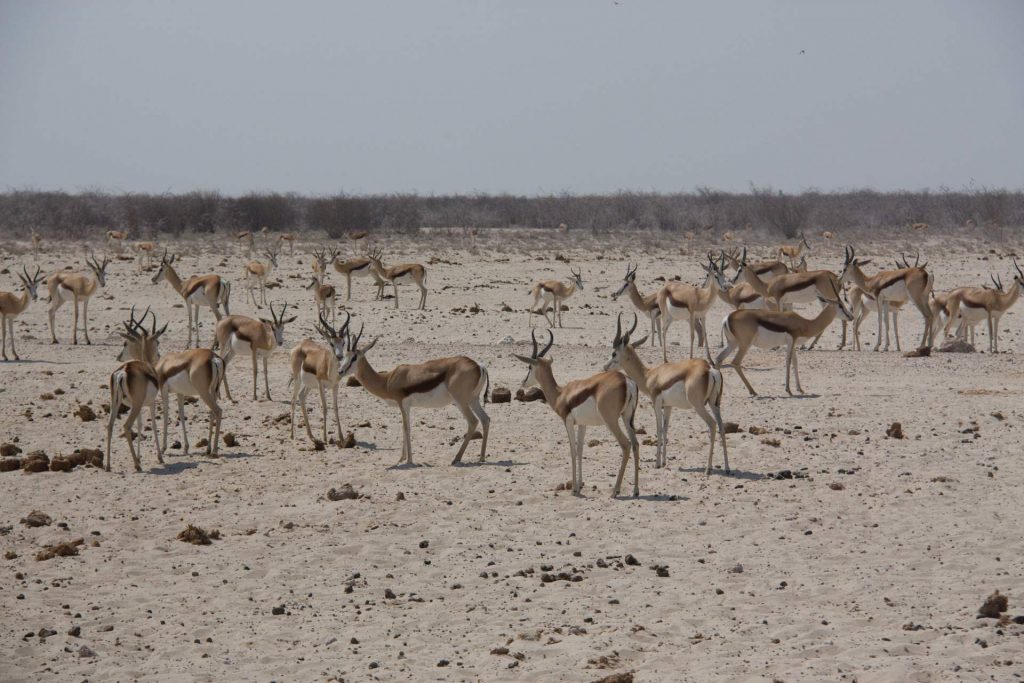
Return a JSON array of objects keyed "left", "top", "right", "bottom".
[
  {"left": 106, "top": 230, "right": 128, "bottom": 252},
  {"left": 944, "top": 261, "right": 1024, "bottom": 352},
  {"left": 605, "top": 314, "right": 728, "bottom": 474},
  {"left": 368, "top": 248, "right": 429, "bottom": 310},
  {"left": 348, "top": 231, "right": 369, "bottom": 253},
  {"left": 237, "top": 230, "right": 255, "bottom": 257},
  {"left": 529, "top": 267, "right": 583, "bottom": 328},
  {"left": 838, "top": 245, "right": 934, "bottom": 351},
  {"left": 107, "top": 308, "right": 165, "bottom": 472},
  {"left": 334, "top": 255, "right": 386, "bottom": 301},
  {"left": 152, "top": 251, "right": 231, "bottom": 348},
  {"left": 311, "top": 247, "right": 338, "bottom": 280},
  {"left": 611, "top": 263, "right": 662, "bottom": 347},
  {"left": 722, "top": 248, "right": 790, "bottom": 279},
  {"left": 0, "top": 266, "right": 46, "bottom": 360},
  {"left": 656, "top": 256, "right": 721, "bottom": 361},
  {"left": 214, "top": 302, "right": 296, "bottom": 401},
  {"left": 512, "top": 330, "right": 640, "bottom": 497},
  {"left": 338, "top": 324, "right": 491, "bottom": 466},
  {"left": 31, "top": 229, "right": 41, "bottom": 255},
  {"left": 307, "top": 274, "right": 337, "bottom": 324},
  {"left": 135, "top": 241, "right": 157, "bottom": 272},
  {"left": 777, "top": 233, "right": 810, "bottom": 266},
  {"left": 289, "top": 312, "right": 350, "bottom": 445},
  {"left": 716, "top": 280, "right": 853, "bottom": 396},
  {"left": 47, "top": 254, "right": 109, "bottom": 345},
  {"left": 278, "top": 233, "right": 296, "bottom": 255},
  {"left": 844, "top": 284, "right": 906, "bottom": 351},
  {"left": 244, "top": 247, "right": 279, "bottom": 308}
]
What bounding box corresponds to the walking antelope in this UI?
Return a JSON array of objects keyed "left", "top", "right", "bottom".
[
  {"left": 214, "top": 302, "right": 296, "bottom": 401},
  {"left": 0, "top": 266, "right": 45, "bottom": 360},
  {"left": 289, "top": 312, "right": 350, "bottom": 444},
  {"left": 611, "top": 263, "right": 663, "bottom": 347},
  {"left": 838, "top": 245, "right": 934, "bottom": 351},
  {"left": 47, "top": 254, "right": 109, "bottom": 345},
  {"left": 512, "top": 330, "right": 640, "bottom": 497},
  {"left": 307, "top": 274, "right": 337, "bottom": 324},
  {"left": 333, "top": 255, "right": 386, "bottom": 301},
  {"left": 106, "top": 230, "right": 128, "bottom": 251},
  {"left": 107, "top": 308, "right": 164, "bottom": 472},
  {"left": 368, "top": 248, "right": 429, "bottom": 310},
  {"left": 777, "top": 233, "right": 810, "bottom": 266},
  {"left": 656, "top": 256, "right": 722, "bottom": 361},
  {"left": 338, "top": 324, "right": 491, "bottom": 466},
  {"left": 152, "top": 251, "right": 231, "bottom": 348},
  {"left": 716, "top": 280, "right": 853, "bottom": 396},
  {"left": 135, "top": 242, "right": 157, "bottom": 272},
  {"left": 278, "top": 233, "right": 296, "bottom": 255},
  {"left": 244, "top": 247, "right": 279, "bottom": 308},
  {"left": 529, "top": 267, "right": 583, "bottom": 328},
  {"left": 944, "top": 261, "right": 1024, "bottom": 352},
  {"left": 605, "top": 314, "right": 728, "bottom": 474}
]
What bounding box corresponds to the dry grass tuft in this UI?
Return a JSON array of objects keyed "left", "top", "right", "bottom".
[
  {"left": 978, "top": 591, "right": 1008, "bottom": 618},
  {"left": 177, "top": 524, "right": 218, "bottom": 545}
]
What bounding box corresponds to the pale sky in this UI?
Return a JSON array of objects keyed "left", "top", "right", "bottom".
[{"left": 1, "top": 0, "right": 1022, "bottom": 195}]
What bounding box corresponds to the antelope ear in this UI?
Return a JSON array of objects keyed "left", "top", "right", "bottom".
[
  {"left": 259, "top": 317, "right": 272, "bottom": 325},
  {"left": 630, "top": 335, "right": 648, "bottom": 348},
  {"left": 119, "top": 333, "right": 133, "bottom": 341},
  {"left": 858, "top": 259, "right": 872, "bottom": 266},
  {"left": 511, "top": 353, "right": 535, "bottom": 364},
  {"left": 284, "top": 316, "right": 298, "bottom": 324}
]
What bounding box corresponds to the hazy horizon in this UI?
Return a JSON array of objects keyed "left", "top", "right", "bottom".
[{"left": 2, "top": 1, "right": 1022, "bottom": 197}]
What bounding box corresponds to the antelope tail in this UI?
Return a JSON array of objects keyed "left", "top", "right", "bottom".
[{"left": 479, "top": 364, "right": 491, "bottom": 404}]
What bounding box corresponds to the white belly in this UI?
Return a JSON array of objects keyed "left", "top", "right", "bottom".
[
  {"left": 779, "top": 286, "right": 818, "bottom": 305},
  {"left": 665, "top": 300, "right": 692, "bottom": 321},
  {"left": 299, "top": 370, "right": 320, "bottom": 389},
  {"left": 404, "top": 383, "right": 452, "bottom": 409},
  {"left": 958, "top": 303, "right": 988, "bottom": 323},
  {"left": 570, "top": 396, "right": 605, "bottom": 426},
  {"left": 187, "top": 289, "right": 212, "bottom": 306},
  {"left": 751, "top": 328, "right": 791, "bottom": 349},
  {"left": 538, "top": 290, "right": 555, "bottom": 303},
  {"left": 659, "top": 381, "right": 695, "bottom": 410},
  {"left": 165, "top": 370, "right": 199, "bottom": 397},
  {"left": 57, "top": 285, "right": 75, "bottom": 302},
  {"left": 877, "top": 280, "right": 909, "bottom": 303},
  {"left": 392, "top": 273, "right": 417, "bottom": 286},
  {"left": 229, "top": 334, "right": 255, "bottom": 357},
  {"left": 352, "top": 267, "right": 375, "bottom": 279}
]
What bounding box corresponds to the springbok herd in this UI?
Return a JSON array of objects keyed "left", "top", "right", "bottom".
[{"left": 2, "top": 231, "right": 1022, "bottom": 497}]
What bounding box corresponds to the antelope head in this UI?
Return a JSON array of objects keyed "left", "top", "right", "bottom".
[
  {"left": 611, "top": 263, "right": 638, "bottom": 300},
  {"left": 569, "top": 266, "right": 584, "bottom": 290},
  {"left": 260, "top": 302, "right": 297, "bottom": 346},
  {"left": 151, "top": 249, "right": 176, "bottom": 284},
  {"left": 317, "top": 310, "right": 351, "bottom": 359},
  {"left": 604, "top": 313, "right": 646, "bottom": 371},
  {"left": 337, "top": 322, "right": 380, "bottom": 378},
  {"left": 17, "top": 265, "right": 44, "bottom": 300},
  {"left": 512, "top": 329, "right": 555, "bottom": 387},
  {"left": 86, "top": 253, "right": 110, "bottom": 286},
  {"left": 117, "top": 305, "right": 166, "bottom": 363}
]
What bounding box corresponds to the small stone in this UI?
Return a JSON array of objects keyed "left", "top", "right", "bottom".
[
  {"left": 222, "top": 432, "right": 238, "bottom": 447},
  {"left": 271, "top": 605, "right": 285, "bottom": 615},
  {"left": 886, "top": 422, "right": 904, "bottom": 439},
  {"left": 419, "top": 540, "right": 429, "bottom": 549},
  {"left": 38, "top": 627, "right": 57, "bottom": 638},
  {"left": 490, "top": 646, "right": 509, "bottom": 655},
  {"left": 722, "top": 422, "right": 741, "bottom": 434},
  {"left": 326, "top": 484, "right": 358, "bottom": 501},
  {"left": 384, "top": 589, "right": 396, "bottom": 599},
  {"left": 21, "top": 511, "right": 52, "bottom": 527},
  {"left": 624, "top": 554, "right": 640, "bottom": 566},
  {"left": 490, "top": 387, "right": 512, "bottom": 403},
  {"left": 68, "top": 625, "right": 81, "bottom": 637},
  {"left": 437, "top": 659, "right": 449, "bottom": 667},
  {"left": 395, "top": 492, "right": 405, "bottom": 501},
  {"left": 74, "top": 405, "right": 96, "bottom": 422},
  {"left": 78, "top": 645, "right": 96, "bottom": 658},
  {"left": 728, "top": 563, "right": 744, "bottom": 573},
  {"left": 0, "top": 443, "right": 22, "bottom": 457},
  {"left": 978, "top": 591, "right": 1008, "bottom": 618}
]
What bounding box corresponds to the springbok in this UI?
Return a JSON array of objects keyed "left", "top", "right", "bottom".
[
  {"left": 30, "top": 229, "right": 41, "bottom": 255},
  {"left": 135, "top": 241, "right": 158, "bottom": 272},
  {"left": 278, "top": 233, "right": 296, "bottom": 255},
  {"left": 777, "top": 233, "right": 810, "bottom": 266},
  {"left": 838, "top": 245, "right": 934, "bottom": 351},
  {"left": 656, "top": 256, "right": 721, "bottom": 361},
  {"left": 152, "top": 250, "right": 231, "bottom": 348},
  {"left": 237, "top": 231, "right": 255, "bottom": 257},
  {"left": 843, "top": 284, "right": 906, "bottom": 351},
  {"left": 334, "top": 255, "right": 386, "bottom": 301},
  {"left": 311, "top": 247, "right": 338, "bottom": 280},
  {"left": 307, "top": 274, "right": 338, "bottom": 324},
  {"left": 1, "top": 266, "right": 46, "bottom": 360},
  {"left": 368, "top": 248, "right": 429, "bottom": 310},
  {"left": 611, "top": 263, "right": 662, "bottom": 347},
  {"left": 338, "top": 324, "right": 491, "bottom": 466},
  {"left": 722, "top": 248, "right": 790, "bottom": 279},
  {"left": 214, "top": 302, "right": 296, "bottom": 401},
  {"left": 716, "top": 280, "right": 853, "bottom": 396},
  {"left": 107, "top": 308, "right": 165, "bottom": 472},
  {"left": 605, "top": 314, "right": 728, "bottom": 474},
  {"left": 243, "top": 247, "right": 279, "bottom": 308},
  {"left": 512, "top": 330, "right": 640, "bottom": 497},
  {"left": 944, "top": 261, "right": 1024, "bottom": 352},
  {"left": 106, "top": 230, "right": 128, "bottom": 252},
  {"left": 289, "top": 312, "right": 350, "bottom": 445},
  {"left": 529, "top": 267, "right": 583, "bottom": 328},
  {"left": 47, "top": 254, "right": 109, "bottom": 345}
]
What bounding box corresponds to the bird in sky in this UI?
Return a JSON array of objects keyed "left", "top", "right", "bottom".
[{"left": 799, "top": 49, "right": 806, "bottom": 54}]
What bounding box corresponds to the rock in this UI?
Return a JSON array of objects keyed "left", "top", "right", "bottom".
[
  {"left": 828, "top": 482, "right": 845, "bottom": 491},
  {"left": 490, "top": 646, "right": 510, "bottom": 655},
  {"left": 748, "top": 426, "right": 767, "bottom": 435},
  {"left": 340, "top": 431, "right": 356, "bottom": 448},
  {"left": 177, "top": 524, "right": 215, "bottom": 545},
  {"left": 271, "top": 605, "right": 285, "bottom": 615},
  {"left": 21, "top": 451, "right": 49, "bottom": 473},
  {"left": 68, "top": 625, "right": 81, "bottom": 637},
  {"left": 195, "top": 438, "right": 209, "bottom": 449},
  {"left": 74, "top": 405, "right": 96, "bottom": 422},
  {"left": 0, "top": 457, "right": 22, "bottom": 472},
  {"left": 590, "top": 674, "right": 634, "bottom": 683},
  {"left": 903, "top": 346, "right": 930, "bottom": 358},
  {"left": 4, "top": 550, "right": 17, "bottom": 559},
  {"left": 21, "top": 510, "right": 52, "bottom": 527},
  {"left": 78, "top": 645, "right": 96, "bottom": 658},
  {"left": 728, "top": 563, "right": 744, "bottom": 573},
  {"left": 395, "top": 492, "right": 405, "bottom": 501},
  {"left": 76, "top": 448, "right": 104, "bottom": 468},
  {"left": 490, "top": 387, "right": 512, "bottom": 403},
  {"left": 886, "top": 422, "right": 904, "bottom": 439},
  {"left": 222, "top": 432, "right": 238, "bottom": 447},
  {"left": 327, "top": 484, "right": 359, "bottom": 501},
  {"left": 49, "top": 456, "right": 75, "bottom": 472},
  {"left": 515, "top": 387, "right": 545, "bottom": 403},
  {"left": 722, "top": 422, "right": 742, "bottom": 434},
  {"left": 35, "top": 539, "right": 83, "bottom": 561},
  {"left": 0, "top": 443, "right": 22, "bottom": 457},
  {"left": 419, "top": 540, "right": 429, "bottom": 548},
  {"left": 938, "top": 338, "right": 975, "bottom": 353},
  {"left": 651, "top": 565, "right": 670, "bottom": 577},
  {"left": 624, "top": 554, "right": 640, "bottom": 566},
  {"left": 38, "top": 627, "right": 57, "bottom": 638},
  {"left": 978, "top": 590, "right": 1008, "bottom": 618},
  {"left": 384, "top": 589, "right": 396, "bottom": 599},
  {"left": 761, "top": 438, "right": 781, "bottom": 447}
]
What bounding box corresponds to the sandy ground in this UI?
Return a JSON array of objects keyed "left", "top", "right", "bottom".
[{"left": 2, "top": 229, "right": 1023, "bottom": 682}]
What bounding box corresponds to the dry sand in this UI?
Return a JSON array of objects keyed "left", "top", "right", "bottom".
[{"left": 2, "top": 229, "right": 1023, "bottom": 682}]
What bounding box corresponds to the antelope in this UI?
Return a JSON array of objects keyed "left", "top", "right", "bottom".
[
  {"left": 716, "top": 280, "right": 853, "bottom": 396},
  {"left": 289, "top": 312, "right": 350, "bottom": 444},
  {"left": 368, "top": 248, "right": 429, "bottom": 310},
  {"left": 722, "top": 248, "right": 790, "bottom": 279},
  {"left": 822, "top": 231, "right": 835, "bottom": 240},
  {"left": 333, "top": 255, "right": 386, "bottom": 301},
  {"left": 944, "top": 261, "right": 1024, "bottom": 352},
  {"left": 0, "top": 266, "right": 46, "bottom": 360},
  {"left": 777, "top": 233, "right": 810, "bottom": 266},
  {"left": 845, "top": 284, "right": 906, "bottom": 351},
  {"left": 529, "top": 267, "right": 583, "bottom": 328},
  {"left": 107, "top": 308, "right": 164, "bottom": 472},
  {"left": 278, "top": 233, "right": 296, "bottom": 255},
  {"left": 106, "top": 230, "right": 128, "bottom": 251},
  {"left": 135, "top": 241, "right": 157, "bottom": 272},
  {"left": 611, "top": 263, "right": 662, "bottom": 347},
  {"left": 348, "top": 231, "right": 368, "bottom": 253},
  {"left": 152, "top": 251, "right": 231, "bottom": 348},
  {"left": 307, "top": 274, "right": 337, "bottom": 324},
  {"left": 838, "top": 245, "right": 934, "bottom": 351},
  {"left": 311, "top": 247, "right": 338, "bottom": 280},
  {"left": 713, "top": 253, "right": 765, "bottom": 311},
  {"left": 926, "top": 281, "right": 993, "bottom": 345},
  {"left": 656, "top": 256, "right": 721, "bottom": 361},
  {"left": 512, "top": 329, "right": 640, "bottom": 497},
  {"left": 605, "top": 314, "right": 728, "bottom": 474},
  {"left": 338, "top": 324, "right": 491, "bottom": 466},
  {"left": 237, "top": 230, "right": 255, "bottom": 257},
  {"left": 243, "top": 247, "right": 279, "bottom": 308},
  {"left": 31, "top": 229, "right": 41, "bottom": 255},
  {"left": 214, "top": 302, "right": 296, "bottom": 401},
  {"left": 47, "top": 254, "right": 109, "bottom": 345}
]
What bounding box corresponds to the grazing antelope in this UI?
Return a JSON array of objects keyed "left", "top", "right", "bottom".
[
  {"left": 214, "top": 302, "right": 296, "bottom": 401},
  {"left": 716, "top": 280, "right": 853, "bottom": 396},
  {"left": 47, "top": 254, "right": 109, "bottom": 345},
  {"left": 368, "top": 248, "right": 429, "bottom": 310},
  {"left": 0, "top": 266, "right": 46, "bottom": 360},
  {"left": 243, "top": 247, "right": 279, "bottom": 308},
  {"left": 845, "top": 284, "right": 906, "bottom": 351},
  {"left": 106, "top": 230, "right": 128, "bottom": 252},
  {"left": 338, "top": 324, "right": 491, "bottom": 466},
  {"left": 656, "top": 256, "right": 721, "bottom": 361},
  {"left": 107, "top": 308, "right": 165, "bottom": 472},
  {"left": 777, "top": 233, "right": 810, "bottom": 266},
  {"left": 278, "top": 233, "right": 296, "bottom": 255},
  {"left": 529, "top": 267, "right": 583, "bottom": 328},
  {"left": 289, "top": 312, "right": 350, "bottom": 444},
  {"left": 839, "top": 245, "right": 934, "bottom": 351},
  {"left": 611, "top": 263, "right": 662, "bottom": 347},
  {"left": 334, "top": 255, "right": 386, "bottom": 301},
  {"left": 944, "top": 261, "right": 1024, "bottom": 352},
  {"left": 307, "top": 274, "right": 338, "bottom": 324},
  {"left": 512, "top": 329, "right": 640, "bottom": 497},
  {"left": 152, "top": 251, "right": 231, "bottom": 347},
  {"left": 605, "top": 314, "right": 728, "bottom": 474}
]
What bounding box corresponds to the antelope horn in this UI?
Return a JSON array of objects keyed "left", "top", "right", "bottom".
[
  {"left": 613, "top": 313, "right": 623, "bottom": 346},
  {"left": 626, "top": 312, "right": 638, "bottom": 339},
  {"left": 351, "top": 322, "right": 364, "bottom": 350},
  {"left": 1014, "top": 256, "right": 1024, "bottom": 278},
  {"left": 539, "top": 329, "right": 554, "bottom": 358},
  {"left": 530, "top": 329, "right": 539, "bottom": 358}
]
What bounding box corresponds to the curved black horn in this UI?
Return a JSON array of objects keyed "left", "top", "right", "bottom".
[
  {"left": 530, "top": 329, "right": 539, "bottom": 358},
  {"left": 350, "top": 322, "right": 364, "bottom": 351},
  {"left": 539, "top": 329, "right": 554, "bottom": 358},
  {"left": 626, "top": 312, "right": 638, "bottom": 340},
  {"left": 613, "top": 313, "right": 623, "bottom": 346},
  {"left": 1014, "top": 256, "right": 1024, "bottom": 278}
]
